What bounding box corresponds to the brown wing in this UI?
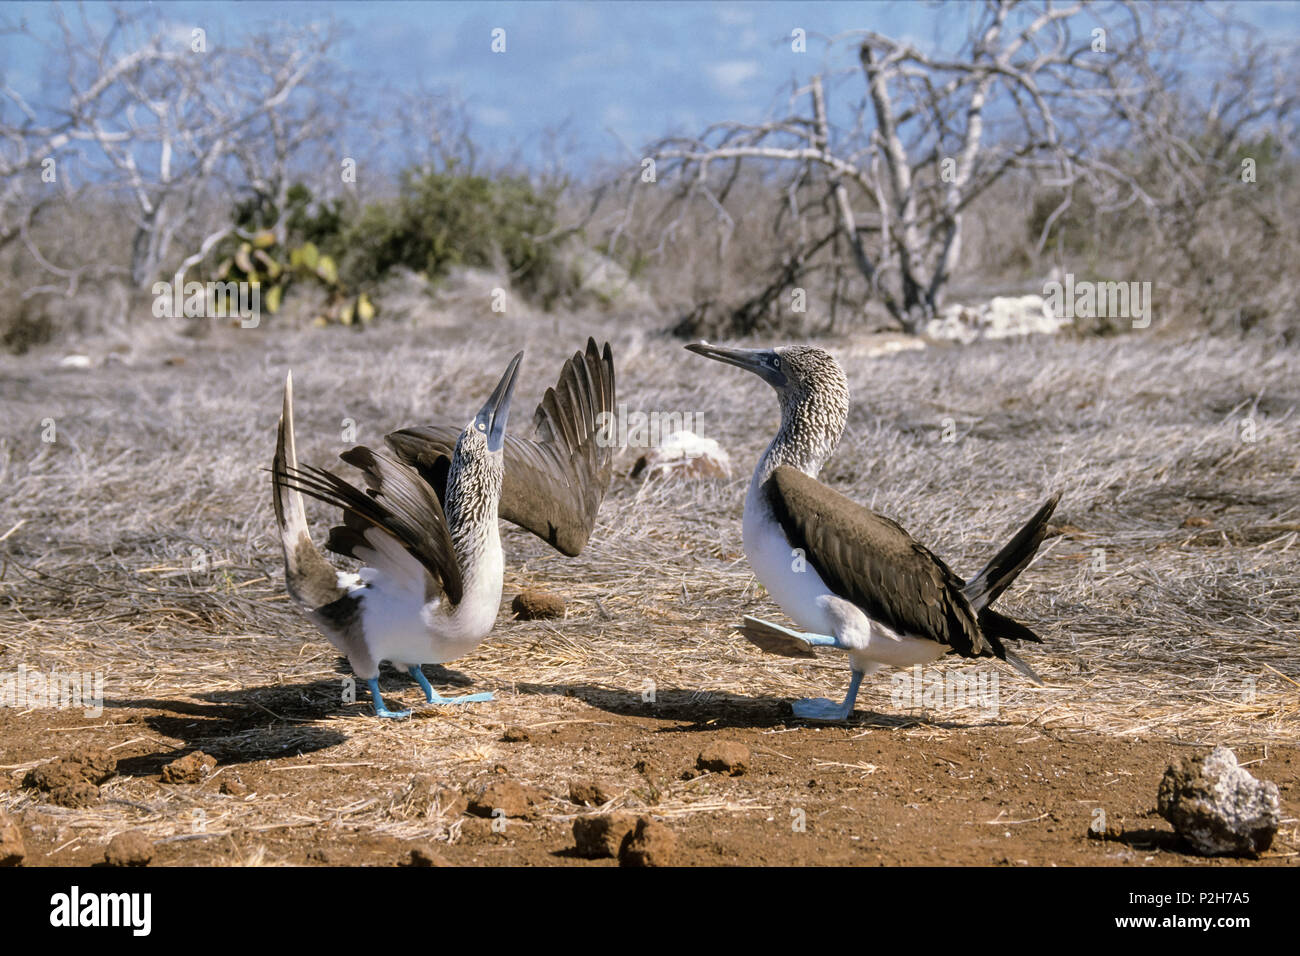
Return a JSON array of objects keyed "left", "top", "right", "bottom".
[
  {"left": 766, "top": 465, "right": 991, "bottom": 658},
  {"left": 385, "top": 338, "right": 615, "bottom": 557},
  {"left": 274, "top": 446, "right": 464, "bottom": 605}
]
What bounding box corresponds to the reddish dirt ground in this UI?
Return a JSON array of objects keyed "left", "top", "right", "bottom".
[{"left": 3, "top": 695, "right": 1295, "bottom": 867}]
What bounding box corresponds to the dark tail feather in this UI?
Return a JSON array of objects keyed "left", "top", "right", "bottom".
[
  {"left": 1001, "top": 648, "right": 1044, "bottom": 686},
  {"left": 979, "top": 607, "right": 1042, "bottom": 644},
  {"left": 962, "top": 492, "right": 1061, "bottom": 611},
  {"left": 272, "top": 372, "right": 346, "bottom": 611}
]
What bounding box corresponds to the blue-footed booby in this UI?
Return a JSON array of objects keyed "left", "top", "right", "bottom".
[
  {"left": 272, "top": 340, "right": 616, "bottom": 718},
  {"left": 686, "top": 342, "right": 1059, "bottom": 722}
]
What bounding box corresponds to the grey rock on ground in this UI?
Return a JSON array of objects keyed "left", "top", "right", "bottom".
[{"left": 1157, "top": 746, "right": 1280, "bottom": 856}]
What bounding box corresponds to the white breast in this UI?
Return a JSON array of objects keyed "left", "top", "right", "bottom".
[
  {"left": 743, "top": 481, "right": 839, "bottom": 635},
  {"left": 356, "top": 524, "right": 503, "bottom": 668},
  {"left": 744, "top": 479, "right": 949, "bottom": 670}
]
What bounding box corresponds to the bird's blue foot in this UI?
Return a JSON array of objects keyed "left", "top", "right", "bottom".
[
  {"left": 408, "top": 666, "right": 493, "bottom": 706},
  {"left": 791, "top": 669, "right": 865, "bottom": 722},
  {"left": 366, "top": 677, "right": 411, "bottom": 719},
  {"left": 738, "top": 616, "right": 844, "bottom": 658},
  {"left": 433, "top": 690, "right": 495, "bottom": 704},
  {"left": 792, "top": 697, "right": 854, "bottom": 721}
]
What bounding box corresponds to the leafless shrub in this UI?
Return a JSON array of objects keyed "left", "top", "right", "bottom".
[
  {"left": 0, "top": 7, "right": 347, "bottom": 346},
  {"left": 610, "top": 1, "right": 1296, "bottom": 338}
]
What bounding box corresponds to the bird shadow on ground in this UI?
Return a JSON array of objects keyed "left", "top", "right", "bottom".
[
  {"left": 512, "top": 679, "right": 1009, "bottom": 733},
  {"left": 102, "top": 686, "right": 348, "bottom": 776},
  {"left": 513, "top": 680, "right": 786, "bottom": 728},
  {"left": 98, "top": 660, "right": 477, "bottom": 775}
]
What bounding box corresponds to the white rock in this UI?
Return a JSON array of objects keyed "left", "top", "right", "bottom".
[
  {"left": 1157, "top": 745, "right": 1281, "bottom": 856},
  {"left": 925, "top": 294, "right": 1069, "bottom": 343},
  {"left": 631, "top": 430, "right": 731, "bottom": 480}
]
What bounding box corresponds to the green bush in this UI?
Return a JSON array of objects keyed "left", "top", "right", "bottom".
[
  {"left": 338, "top": 167, "right": 564, "bottom": 298},
  {"left": 208, "top": 169, "right": 569, "bottom": 323}
]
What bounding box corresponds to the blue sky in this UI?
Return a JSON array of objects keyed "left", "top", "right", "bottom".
[{"left": 4, "top": 1, "right": 1298, "bottom": 171}]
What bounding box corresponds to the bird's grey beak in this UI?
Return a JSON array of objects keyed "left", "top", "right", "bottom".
[
  {"left": 685, "top": 342, "right": 786, "bottom": 388},
  {"left": 477, "top": 351, "right": 522, "bottom": 452}
]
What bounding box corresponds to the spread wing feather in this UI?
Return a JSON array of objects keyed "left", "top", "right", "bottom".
[
  {"left": 274, "top": 446, "right": 463, "bottom": 605},
  {"left": 385, "top": 338, "right": 615, "bottom": 556}
]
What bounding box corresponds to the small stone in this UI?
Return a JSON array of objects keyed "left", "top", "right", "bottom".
[
  {"left": 405, "top": 844, "right": 451, "bottom": 867},
  {"left": 70, "top": 747, "right": 117, "bottom": 783},
  {"left": 220, "top": 778, "right": 249, "bottom": 797},
  {"left": 25, "top": 763, "right": 78, "bottom": 792},
  {"left": 1180, "top": 516, "right": 1212, "bottom": 528},
  {"left": 501, "top": 726, "right": 530, "bottom": 743},
  {"left": 49, "top": 781, "right": 101, "bottom": 808},
  {"left": 0, "top": 811, "right": 25, "bottom": 866},
  {"left": 619, "top": 817, "right": 677, "bottom": 867},
  {"left": 1157, "top": 746, "right": 1281, "bottom": 856},
  {"left": 306, "top": 847, "right": 344, "bottom": 865},
  {"left": 1086, "top": 819, "right": 1124, "bottom": 841},
  {"left": 160, "top": 751, "right": 217, "bottom": 784},
  {"left": 104, "top": 831, "right": 153, "bottom": 867},
  {"left": 400, "top": 775, "right": 467, "bottom": 818},
  {"left": 467, "top": 779, "right": 544, "bottom": 818},
  {"left": 569, "top": 779, "right": 613, "bottom": 807},
  {"left": 511, "top": 589, "right": 566, "bottom": 620},
  {"left": 697, "top": 741, "right": 750, "bottom": 776},
  {"left": 573, "top": 814, "right": 636, "bottom": 859},
  {"left": 24, "top": 749, "right": 117, "bottom": 792}
]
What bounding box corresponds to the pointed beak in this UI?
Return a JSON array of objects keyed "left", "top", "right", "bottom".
[
  {"left": 685, "top": 341, "right": 786, "bottom": 387},
  {"left": 477, "top": 351, "right": 522, "bottom": 452}
]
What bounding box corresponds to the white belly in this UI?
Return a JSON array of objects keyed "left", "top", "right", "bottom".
[
  {"left": 743, "top": 487, "right": 838, "bottom": 635},
  {"left": 744, "top": 481, "right": 949, "bottom": 670},
  {"left": 357, "top": 530, "right": 504, "bottom": 668}
]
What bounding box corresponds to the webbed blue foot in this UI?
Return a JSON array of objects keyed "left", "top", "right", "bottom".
[
  {"left": 792, "top": 669, "right": 864, "bottom": 722},
  {"left": 736, "top": 615, "right": 842, "bottom": 659},
  {"left": 791, "top": 697, "right": 854, "bottom": 721},
  {"left": 432, "top": 690, "right": 494, "bottom": 704},
  {"left": 366, "top": 677, "right": 411, "bottom": 719},
  {"left": 408, "top": 666, "right": 494, "bottom": 706}
]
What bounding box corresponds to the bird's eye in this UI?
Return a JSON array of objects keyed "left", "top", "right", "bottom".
[
  {"left": 478, "top": 423, "right": 486, "bottom": 431},
  {"left": 772, "top": 357, "right": 781, "bottom": 368}
]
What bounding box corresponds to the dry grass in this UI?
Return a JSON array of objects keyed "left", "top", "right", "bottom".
[{"left": 1, "top": 313, "right": 1297, "bottom": 854}]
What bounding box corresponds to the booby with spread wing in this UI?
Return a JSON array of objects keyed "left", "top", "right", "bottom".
[
  {"left": 385, "top": 338, "right": 615, "bottom": 558},
  {"left": 272, "top": 340, "right": 615, "bottom": 718},
  {"left": 686, "top": 342, "right": 1059, "bottom": 721}
]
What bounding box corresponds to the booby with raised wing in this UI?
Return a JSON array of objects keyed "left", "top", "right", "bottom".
[
  {"left": 384, "top": 338, "right": 615, "bottom": 558},
  {"left": 685, "top": 342, "right": 1059, "bottom": 721},
  {"left": 272, "top": 341, "right": 616, "bottom": 718}
]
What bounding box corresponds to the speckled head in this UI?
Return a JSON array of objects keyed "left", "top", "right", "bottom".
[{"left": 685, "top": 341, "right": 849, "bottom": 475}]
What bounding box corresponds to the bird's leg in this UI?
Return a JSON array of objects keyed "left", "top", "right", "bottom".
[
  {"left": 366, "top": 677, "right": 412, "bottom": 719},
  {"left": 792, "top": 668, "right": 865, "bottom": 722},
  {"left": 408, "top": 666, "right": 494, "bottom": 705}
]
